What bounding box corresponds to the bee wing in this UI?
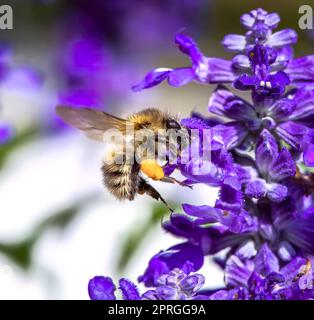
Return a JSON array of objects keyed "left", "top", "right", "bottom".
[{"left": 56, "top": 106, "right": 132, "bottom": 141}]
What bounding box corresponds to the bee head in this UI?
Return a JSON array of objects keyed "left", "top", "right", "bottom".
[{"left": 166, "top": 118, "right": 181, "bottom": 130}]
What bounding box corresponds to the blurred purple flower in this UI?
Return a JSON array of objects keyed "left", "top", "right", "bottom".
[
  {"left": 0, "top": 42, "right": 43, "bottom": 143},
  {"left": 0, "top": 123, "right": 13, "bottom": 144}
]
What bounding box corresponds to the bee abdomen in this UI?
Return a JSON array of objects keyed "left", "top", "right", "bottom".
[{"left": 101, "top": 163, "right": 140, "bottom": 201}]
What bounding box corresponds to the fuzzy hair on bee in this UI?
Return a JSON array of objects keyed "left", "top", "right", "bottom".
[{"left": 56, "top": 105, "right": 190, "bottom": 211}]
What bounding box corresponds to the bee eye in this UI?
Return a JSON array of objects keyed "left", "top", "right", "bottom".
[{"left": 166, "top": 119, "right": 181, "bottom": 130}]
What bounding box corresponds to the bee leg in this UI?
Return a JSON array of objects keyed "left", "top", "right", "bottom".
[
  {"left": 138, "top": 179, "right": 174, "bottom": 212},
  {"left": 160, "top": 176, "right": 193, "bottom": 189}
]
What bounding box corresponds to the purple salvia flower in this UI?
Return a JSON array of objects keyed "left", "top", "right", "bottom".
[
  {"left": 89, "top": 8, "right": 314, "bottom": 300},
  {"left": 132, "top": 33, "right": 235, "bottom": 91}
]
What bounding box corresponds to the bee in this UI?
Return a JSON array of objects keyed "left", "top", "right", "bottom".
[{"left": 56, "top": 106, "right": 190, "bottom": 210}]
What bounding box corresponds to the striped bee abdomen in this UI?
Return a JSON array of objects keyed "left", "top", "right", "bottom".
[{"left": 101, "top": 163, "right": 141, "bottom": 201}]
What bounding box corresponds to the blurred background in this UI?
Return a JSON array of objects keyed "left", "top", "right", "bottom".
[{"left": 0, "top": 0, "right": 312, "bottom": 299}]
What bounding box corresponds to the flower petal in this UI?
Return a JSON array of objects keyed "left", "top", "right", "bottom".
[
  {"left": 264, "top": 13, "right": 281, "bottom": 28},
  {"left": 288, "top": 89, "right": 314, "bottom": 122},
  {"left": 268, "top": 71, "right": 290, "bottom": 96},
  {"left": 215, "top": 184, "right": 243, "bottom": 212},
  {"left": 132, "top": 68, "right": 172, "bottom": 91},
  {"left": 268, "top": 97, "right": 296, "bottom": 120},
  {"left": 272, "top": 199, "right": 296, "bottom": 230},
  {"left": 267, "top": 183, "right": 288, "bottom": 202},
  {"left": 168, "top": 67, "right": 195, "bottom": 86},
  {"left": 212, "top": 122, "right": 247, "bottom": 150},
  {"left": 286, "top": 55, "right": 314, "bottom": 84},
  {"left": 138, "top": 257, "right": 169, "bottom": 287},
  {"left": 180, "top": 274, "right": 205, "bottom": 293},
  {"left": 280, "top": 257, "right": 307, "bottom": 282},
  {"left": 163, "top": 213, "right": 204, "bottom": 241},
  {"left": 254, "top": 243, "right": 279, "bottom": 276},
  {"left": 277, "top": 241, "right": 296, "bottom": 261},
  {"left": 180, "top": 159, "right": 223, "bottom": 185},
  {"left": 256, "top": 129, "right": 278, "bottom": 174},
  {"left": 209, "top": 288, "right": 243, "bottom": 300},
  {"left": 182, "top": 203, "right": 217, "bottom": 222},
  {"left": 276, "top": 121, "right": 311, "bottom": 150},
  {"left": 225, "top": 255, "right": 254, "bottom": 287},
  {"left": 155, "top": 286, "right": 177, "bottom": 300},
  {"left": 208, "top": 85, "right": 256, "bottom": 121},
  {"left": 267, "top": 29, "right": 298, "bottom": 48},
  {"left": 180, "top": 114, "right": 215, "bottom": 130},
  {"left": 88, "top": 276, "right": 116, "bottom": 300},
  {"left": 222, "top": 34, "right": 246, "bottom": 52},
  {"left": 235, "top": 241, "right": 257, "bottom": 259},
  {"left": 234, "top": 74, "right": 259, "bottom": 91},
  {"left": 271, "top": 46, "right": 293, "bottom": 71},
  {"left": 240, "top": 11, "right": 256, "bottom": 28},
  {"left": 232, "top": 54, "right": 251, "bottom": 71},
  {"left": 286, "top": 207, "right": 314, "bottom": 254},
  {"left": 245, "top": 179, "right": 268, "bottom": 199},
  {"left": 198, "top": 58, "right": 235, "bottom": 84},
  {"left": 270, "top": 148, "right": 296, "bottom": 181},
  {"left": 139, "top": 242, "right": 205, "bottom": 288}
]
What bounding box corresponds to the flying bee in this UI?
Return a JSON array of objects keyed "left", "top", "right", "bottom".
[{"left": 56, "top": 106, "right": 191, "bottom": 210}]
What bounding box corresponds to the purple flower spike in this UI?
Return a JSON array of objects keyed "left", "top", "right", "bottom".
[
  {"left": 89, "top": 7, "right": 314, "bottom": 300},
  {"left": 254, "top": 243, "right": 279, "bottom": 276}
]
